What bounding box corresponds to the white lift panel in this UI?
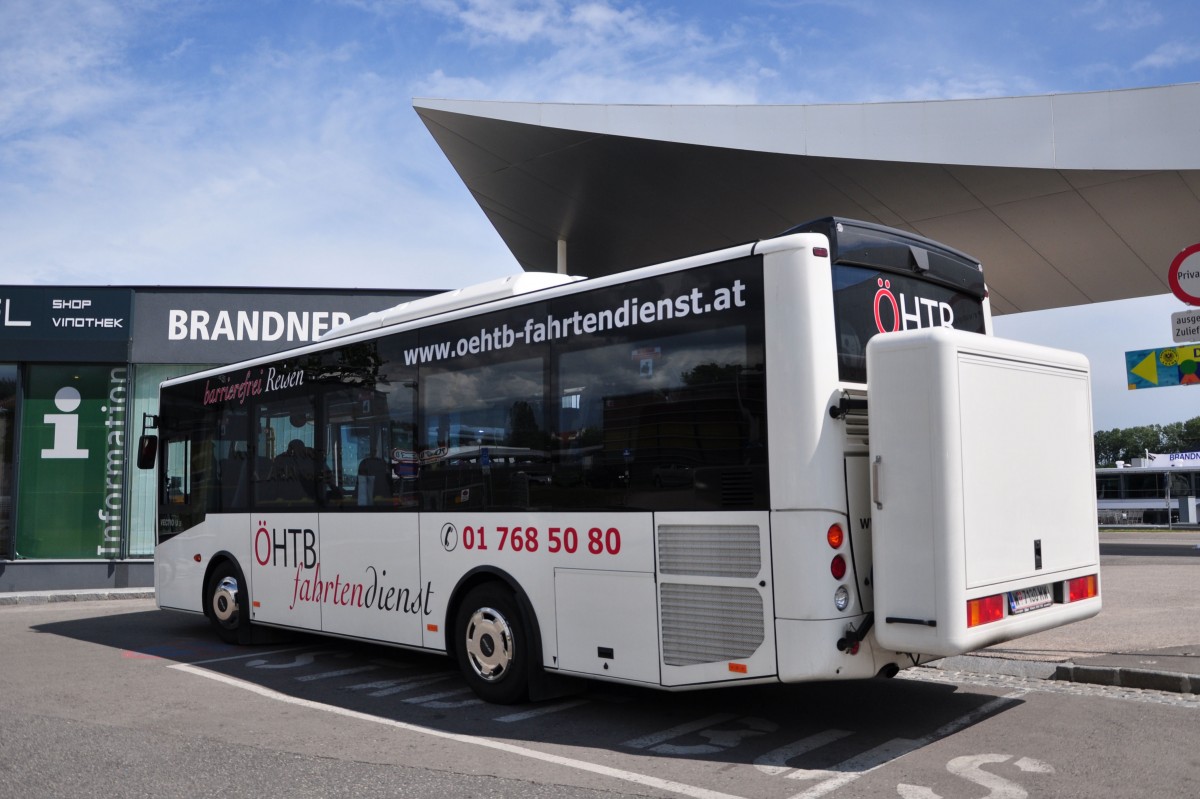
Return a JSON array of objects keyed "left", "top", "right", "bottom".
[{"left": 867, "top": 328, "right": 1100, "bottom": 655}]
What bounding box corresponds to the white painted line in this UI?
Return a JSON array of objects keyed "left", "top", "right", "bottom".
[
  {"left": 621, "top": 713, "right": 738, "bottom": 750},
  {"left": 402, "top": 687, "right": 475, "bottom": 704},
  {"left": 786, "top": 737, "right": 923, "bottom": 796},
  {"left": 246, "top": 649, "right": 351, "bottom": 670},
  {"left": 417, "top": 696, "right": 484, "bottom": 710},
  {"left": 496, "top": 699, "right": 590, "bottom": 723},
  {"left": 182, "top": 645, "right": 313, "bottom": 666},
  {"left": 296, "top": 665, "right": 380, "bottom": 682},
  {"left": 754, "top": 729, "right": 853, "bottom": 775},
  {"left": 345, "top": 674, "right": 443, "bottom": 693},
  {"left": 923, "top": 691, "right": 1027, "bottom": 741},
  {"left": 170, "top": 663, "right": 748, "bottom": 799},
  {"left": 367, "top": 674, "right": 454, "bottom": 697},
  {"left": 367, "top": 658, "right": 417, "bottom": 670}
]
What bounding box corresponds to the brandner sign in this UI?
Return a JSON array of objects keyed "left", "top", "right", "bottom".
[{"left": 131, "top": 289, "right": 432, "bottom": 363}]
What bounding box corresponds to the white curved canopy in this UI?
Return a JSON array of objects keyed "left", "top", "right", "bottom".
[{"left": 415, "top": 85, "right": 1200, "bottom": 315}]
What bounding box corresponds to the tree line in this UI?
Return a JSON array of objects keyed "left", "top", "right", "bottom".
[{"left": 1094, "top": 417, "right": 1200, "bottom": 467}]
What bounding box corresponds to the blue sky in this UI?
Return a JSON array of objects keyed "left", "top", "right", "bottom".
[{"left": 3, "top": 0, "right": 1200, "bottom": 429}]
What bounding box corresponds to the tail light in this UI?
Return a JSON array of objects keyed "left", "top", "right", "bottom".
[
  {"left": 966, "top": 594, "right": 1005, "bottom": 627},
  {"left": 1067, "top": 574, "right": 1099, "bottom": 602}
]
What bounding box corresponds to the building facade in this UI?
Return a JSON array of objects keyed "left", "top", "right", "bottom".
[{"left": 0, "top": 285, "right": 433, "bottom": 591}]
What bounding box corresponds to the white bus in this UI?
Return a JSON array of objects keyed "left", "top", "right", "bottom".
[{"left": 139, "top": 218, "right": 1101, "bottom": 703}]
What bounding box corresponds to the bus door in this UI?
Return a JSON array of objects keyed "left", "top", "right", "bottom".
[
  {"left": 248, "top": 399, "right": 324, "bottom": 630},
  {"left": 314, "top": 389, "right": 424, "bottom": 647},
  {"left": 843, "top": 453, "right": 875, "bottom": 612},
  {"left": 317, "top": 514, "right": 424, "bottom": 647}
]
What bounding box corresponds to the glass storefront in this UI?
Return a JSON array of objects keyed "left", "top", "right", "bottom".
[
  {"left": 0, "top": 364, "right": 16, "bottom": 559},
  {"left": 127, "top": 364, "right": 213, "bottom": 556}
]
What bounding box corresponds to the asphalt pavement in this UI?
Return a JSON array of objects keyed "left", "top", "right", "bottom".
[{"left": 2, "top": 530, "right": 1197, "bottom": 694}]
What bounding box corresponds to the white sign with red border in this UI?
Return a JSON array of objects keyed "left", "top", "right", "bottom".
[{"left": 1168, "top": 243, "right": 1200, "bottom": 305}]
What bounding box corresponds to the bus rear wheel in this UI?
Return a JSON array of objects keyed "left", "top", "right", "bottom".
[
  {"left": 207, "top": 561, "right": 248, "bottom": 645},
  {"left": 455, "top": 584, "right": 529, "bottom": 704}
]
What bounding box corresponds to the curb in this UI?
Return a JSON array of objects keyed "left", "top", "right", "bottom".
[
  {"left": 1053, "top": 663, "right": 1196, "bottom": 694},
  {"left": 931, "top": 654, "right": 1198, "bottom": 695},
  {"left": 930, "top": 654, "right": 1058, "bottom": 680},
  {"left": 0, "top": 588, "right": 155, "bottom": 606}
]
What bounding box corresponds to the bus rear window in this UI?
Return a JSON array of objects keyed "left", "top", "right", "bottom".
[{"left": 831, "top": 264, "right": 986, "bottom": 383}]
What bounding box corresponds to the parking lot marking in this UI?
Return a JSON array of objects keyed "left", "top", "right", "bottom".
[
  {"left": 784, "top": 692, "right": 1026, "bottom": 799},
  {"left": 171, "top": 663, "right": 749, "bottom": 799},
  {"left": 402, "top": 687, "right": 484, "bottom": 708},
  {"left": 180, "top": 645, "right": 313, "bottom": 666},
  {"left": 622, "top": 713, "right": 738, "bottom": 749},
  {"left": 754, "top": 729, "right": 853, "bottom": 775},
  {"left": 496, "top": 699, "right": 590, "bottom": 723},
  {"left": 296, "top": 665, "right": 380, "bottom": 682},
  {"left": 362, "top": 673, "right": 455, "bottom": 697},
  {"left": 787, "top": 737, "right": 923, "bottom": 797}
]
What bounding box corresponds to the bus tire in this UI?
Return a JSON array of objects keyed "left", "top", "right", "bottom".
[
  {"left": 207, "top": 560, "right": 249, "bottom": 645},
  {"left": 455, "top": 583, "right": 529, "bottom": 704}
]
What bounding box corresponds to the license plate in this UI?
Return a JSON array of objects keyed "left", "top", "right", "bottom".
[{"left": 1008, "top": 585, "right": 1053, "bottom": 615}]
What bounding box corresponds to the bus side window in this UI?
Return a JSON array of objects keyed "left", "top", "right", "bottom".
[
  {"left": 255, "top": 401, "right": 320, "bottom": 509},
  {"left": 551, "top": 327, "right": 766, "bottom": 511},
  {"left": 161, "top": 433, "right": 219, "bottom": 528},
  {"left": 417, "top": 356, "right": 547, "bottom": 512}
]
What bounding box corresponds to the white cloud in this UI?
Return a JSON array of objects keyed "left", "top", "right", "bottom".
[
  {"left": 416, "top": 63, "right": 756, "bottom": 104},
  {"left": 892, "top": 71, "right": 1039, "bottom": 103},
  {"left": 0, "top": 0, "right": 142, "bottom": 136},
  {"left": 452, "top": 0, "right": 560, "bottom": 44},
  {"left": 410, "top": 0, "right": 702, "bottom": 50},
  {"left": 1076, "top": 0, "right": 1163, "bottom": 31},
  {"left": 1134, "top": 40, "right": 1200, "bottom": 70},
  {"left": 164, "top": 37, "right": 194, "bottom": 61},
  {"left": 369, "top": 0, "right": 759, "bottom": 103},
  {"left": 0, "top": 3, "right": 519, "bottom": 289}
]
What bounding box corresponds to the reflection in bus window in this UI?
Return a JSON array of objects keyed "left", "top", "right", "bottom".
[
  {"left": 255, "top": 398, "right": 322, "bottom": 509},
  {"left": 831, "top": 263, "right": 986, "bottom": 383},
  {"left": 417, "top": 357, "right": 547, "bottom": 511},
  {"left": 552, "top": 326, "right": 765, "bottom": 511}
]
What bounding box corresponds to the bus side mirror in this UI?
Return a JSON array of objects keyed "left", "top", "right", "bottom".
[{"left": 136, "top": 435, "right": 158, "bottom": 470}]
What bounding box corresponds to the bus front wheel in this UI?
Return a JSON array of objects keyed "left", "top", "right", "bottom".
[
  {"left": 207, "top": 561, "right": 249, "bottom": 645},
  {"left": 455, "top": 584, "right": 529, "bottom": 704}
]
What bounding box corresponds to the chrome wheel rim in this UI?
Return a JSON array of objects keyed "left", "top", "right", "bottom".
[
  {"left": 212, "top": 575, "right": 240, "bottom": 628},
  {"left": 463, "top": 606, "right": 513, "bottom": 682}
]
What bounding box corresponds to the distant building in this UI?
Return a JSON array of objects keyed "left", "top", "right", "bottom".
[{"left": 1096, "top": 454, "right": 1200, "bottom": 526}]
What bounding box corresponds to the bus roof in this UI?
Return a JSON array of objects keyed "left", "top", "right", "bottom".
[
  {"left": 781, "top": 217, "right": 986, "bottom": 299},
  {"left": 321, "top": 272, "right": 584, "bottom": 341}
]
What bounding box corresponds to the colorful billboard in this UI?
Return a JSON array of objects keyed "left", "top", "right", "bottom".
[{"left": 1126, "top": 345, "right": 1200, "bottom": 390}]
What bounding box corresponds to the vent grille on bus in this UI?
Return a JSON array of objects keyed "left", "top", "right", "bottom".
[
  {"left": 658, "top": 524, "right": 761, "bottom": 578},
  {"left": 839, "top": 389, "right": 869, "bottom": 445},
  {"left": 660, "top": 584, "right": 765, "bottom": 666},
  {"left": 720, "top": 469, "right": 756, "bottom": 506}
]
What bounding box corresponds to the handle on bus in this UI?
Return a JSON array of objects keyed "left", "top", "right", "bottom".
[{"left": 871, "top": 455, "right": 882, "bottom": 510}]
